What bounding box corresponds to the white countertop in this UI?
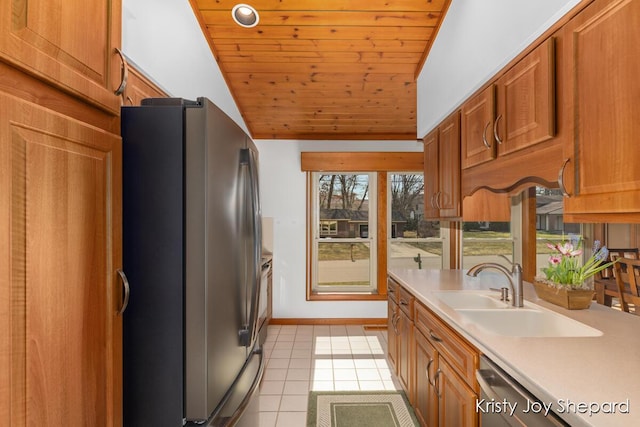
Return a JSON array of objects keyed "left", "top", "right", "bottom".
[{"left": 388, "top": 268, "right": 640, "bottom": 427}]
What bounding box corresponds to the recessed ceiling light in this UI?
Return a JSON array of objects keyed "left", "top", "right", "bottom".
[{"left": 232, "top": 4, "right": 259, "bottom": 28}]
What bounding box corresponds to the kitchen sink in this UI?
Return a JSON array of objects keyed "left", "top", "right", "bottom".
[
  {"left": 432, "top": 291, "right": 509, "bottom": 309},
  {"left": 432, "top": 291, "right": 602, "bottom": 337},
  {"left": 456, "top": 308, "right": 602, "bottom": 337}
]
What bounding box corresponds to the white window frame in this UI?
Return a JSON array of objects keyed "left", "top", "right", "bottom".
[{"left": 311, "top": 172, "right": 377, "bottom": 293}]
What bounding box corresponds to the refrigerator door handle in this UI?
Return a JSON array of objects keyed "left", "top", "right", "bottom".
[{"left": 239, "top": 148, "right": 262, "bottom": 348}]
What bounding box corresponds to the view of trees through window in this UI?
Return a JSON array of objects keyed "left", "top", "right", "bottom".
[{"left": 388, "top": 173, "right": 442, "bottom": 270}]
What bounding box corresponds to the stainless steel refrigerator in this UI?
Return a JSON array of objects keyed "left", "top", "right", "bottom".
[{"left": 121, "top": 97, "right": 263, "bottom": 426}]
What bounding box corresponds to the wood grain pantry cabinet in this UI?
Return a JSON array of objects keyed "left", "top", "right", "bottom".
[
  {"left": 0, "top": 93, "right": 123, "bottom": 427},
  {"left": 423, "top": 110, "right": 461, "bottom": 219},
  {"left": 560, "top": 0, "right": 640, "bottom": 219},
  {"left": 0, "top": 0, "right": 124, "bottom": 425},
  {"left": 461, "top": 38, "right": 555, "bottom": 170}
]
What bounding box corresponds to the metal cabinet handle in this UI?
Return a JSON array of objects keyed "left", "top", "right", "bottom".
[
  {"left": 116, "top": 269, "right": 130, "bottom": 315},
  {"left": 494, "top": 114, "right": 503, "bottom": 144},
  {"left": 429, "top": 329, "right": 443, "bottom": 343},
  {"left": 426, "top": 358, "right": 435, "bottom": 387},
  {"left": 399, "top": 299, "right": 408, "bottom": 306},
  {"left": 430, "top": 193, "right": 437, "bottom": 209},
  {"left": 114, "top": 48, "right": 129, "bottom": 96},
  {"left": 434, "top": 191, "right": 442, "bottom": 210},
  {"left": 558, "top": 158, "right": 571, "bottom": 197},
  {"left": 392, "top": 313, "right": 400, "bottom": 334},
  {"left": 434, "top": 368, "right": 442, "bottom": 398},
  {"left": 482, "top": 121, "right": 492, "bottom": 149}
]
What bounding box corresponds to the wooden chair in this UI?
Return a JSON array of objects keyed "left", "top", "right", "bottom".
[
  {"left": 613, "top": 257, "right": 640, "bottom": 314},
  {"left": 594, "top": 248, "right": 639, "bottom": 307}
]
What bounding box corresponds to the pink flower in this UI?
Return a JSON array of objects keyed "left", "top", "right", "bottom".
[
  {"left": 549, "top": 255, "right": 562, "bottom": 265},
  {"left": 558, "top": 242, "right": 574, "bottom": 255}
]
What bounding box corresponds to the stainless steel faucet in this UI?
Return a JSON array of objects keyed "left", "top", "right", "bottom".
[{"left": 467, "top": 262, "right": 524, "bottom": 308}]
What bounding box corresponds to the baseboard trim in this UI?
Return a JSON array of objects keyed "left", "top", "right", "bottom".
[{"left": 269, "top": 318, "right": 387, "bottom": 326}]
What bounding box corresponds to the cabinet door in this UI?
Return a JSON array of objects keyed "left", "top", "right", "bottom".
[
  {"left": 0, "top": 94, "right": 123, "bottom": 426},
  {"left": 461, "top": 86, "right": 495, "bottom": 169},
  {"left": 414, "top": 330, "right": 438, "bottom": 427},
  {"left": 495, "top": 37, "right": 555, "bottom": 156},
  {"left": 438, "top": 111, "right": 461, "bottom": 218},
  {"left": 423, "top": 128, "right": 439, "bottom": 219},
  {"left": 562, "top": 0, "right": 640, "bottom": 216},
  {"left": 437, "top": 358, "right": 478, "bottom": 427},
  {"left": 387, "top": 299, "right": 399, "bottom": 373},
  {"left": 0, "top": 0, "right": 122, "bottom": 114},
  {"left": 397, "top": 310, "right": 413, "bottom": 401}
]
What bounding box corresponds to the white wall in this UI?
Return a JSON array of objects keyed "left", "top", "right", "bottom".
[
  {"left": 417, "top": 0, "right": 581, "bottom": 137},
  {"left": 121, "top": 0, "right": 248, "bottom": 133},
  {"left": 255, "top": 140, "right": 422, "bottom": 319}
]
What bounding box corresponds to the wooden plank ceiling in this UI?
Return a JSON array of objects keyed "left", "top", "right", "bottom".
[{"left": 189, "top": 0, "right": 451, "bottom": 140}]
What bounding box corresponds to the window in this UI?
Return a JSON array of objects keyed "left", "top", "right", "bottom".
[
  {"left": 311, "top": 173, "right": 377, "bottom": 293},
  {"left": 535, "top": 187, "right": 582, "bottom": 276},
  {"left": 302, "top": 151, "right": 425, "bottom": 300},
  {"left": 320, "top": 220, "right": 337, "bottom": 236},
  {"left": 388, "top": 173, "right": 443, "bottom": 269},
  {"left": 462, "top": 220, "right": 513, "bottom": 269}
]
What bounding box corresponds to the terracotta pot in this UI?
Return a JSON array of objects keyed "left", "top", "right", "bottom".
[{"left": 532, "top": 279, "right": 594, "bottom": 310}]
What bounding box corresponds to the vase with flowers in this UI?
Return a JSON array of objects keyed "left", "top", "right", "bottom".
[{"left": 534, "top": 235, "right": 618, "bottom": 309}]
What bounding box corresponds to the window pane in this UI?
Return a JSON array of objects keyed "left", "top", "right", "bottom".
[
  {"left": 462, "top": 222, "right": 513, "bottom": 269},
  {"left": 317, "top": 241, "right": 371, "bottom": 289},
  {"left": 388, "top": 173, "right": 442, "bottom": 270},
  {"left": 313, "top": 173, "right": 376, "bottom": 293},
  {"left": 318, "top": 174, "right": 370, "bottom": 239},
  {"left": 535, "top": 187, "right": 581, "bottom": 276}
]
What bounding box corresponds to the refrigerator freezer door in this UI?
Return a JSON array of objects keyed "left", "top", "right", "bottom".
[{"left": 184, "top": 100, "right": 258, "bottom": 422}]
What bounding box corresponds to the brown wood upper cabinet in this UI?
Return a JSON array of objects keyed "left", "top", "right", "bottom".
[
  {"left": 461, "top": 38, "right": 556, "bottom": 170},
  {"left": 461, "top": 86, "right": 495, "bottom": 169},
  {"left": 0, "top": 0, "right": 123, "bottom": 114},
  {"left": 424, "top": 110, "right": 461, "bottom": 219},
  {"left": 561, "top": 0, "right": 640, "bottom": 220}
]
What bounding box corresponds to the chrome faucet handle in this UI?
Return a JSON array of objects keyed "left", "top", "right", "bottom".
[{"left": 489, "top": 287, "right": 510, "bottom": 302}]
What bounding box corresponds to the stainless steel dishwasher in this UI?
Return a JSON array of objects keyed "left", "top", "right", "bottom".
[{"left": 476, "top": 356, "right": 569, "bottom": 426}]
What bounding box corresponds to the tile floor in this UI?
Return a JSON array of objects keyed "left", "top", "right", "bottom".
[{"left": 258, "top": 324, "right": 401, "bottom": 427}]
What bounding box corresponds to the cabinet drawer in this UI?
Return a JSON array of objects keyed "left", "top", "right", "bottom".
[
  {"left": 387, "top": 277, "right": 399, "bottom": 303},
  {"left": 415, "top": 302, "right": 478, "bottom": 386},
  {"left": 398, "top": 287, "right": 414, "bottom": 320}
]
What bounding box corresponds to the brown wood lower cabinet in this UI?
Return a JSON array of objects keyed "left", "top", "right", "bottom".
[
  {"left": 387, "top": 278, "right": 415, "bottom": 402},
  {"left": 437, "top": 357, "right": 478, "bottom": 426},
  {"left": 388, "top": 276, "right": 480, "bottom": 427},
  {"left": 414, "top": 329, "right": 438, "bottom": 427}
]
